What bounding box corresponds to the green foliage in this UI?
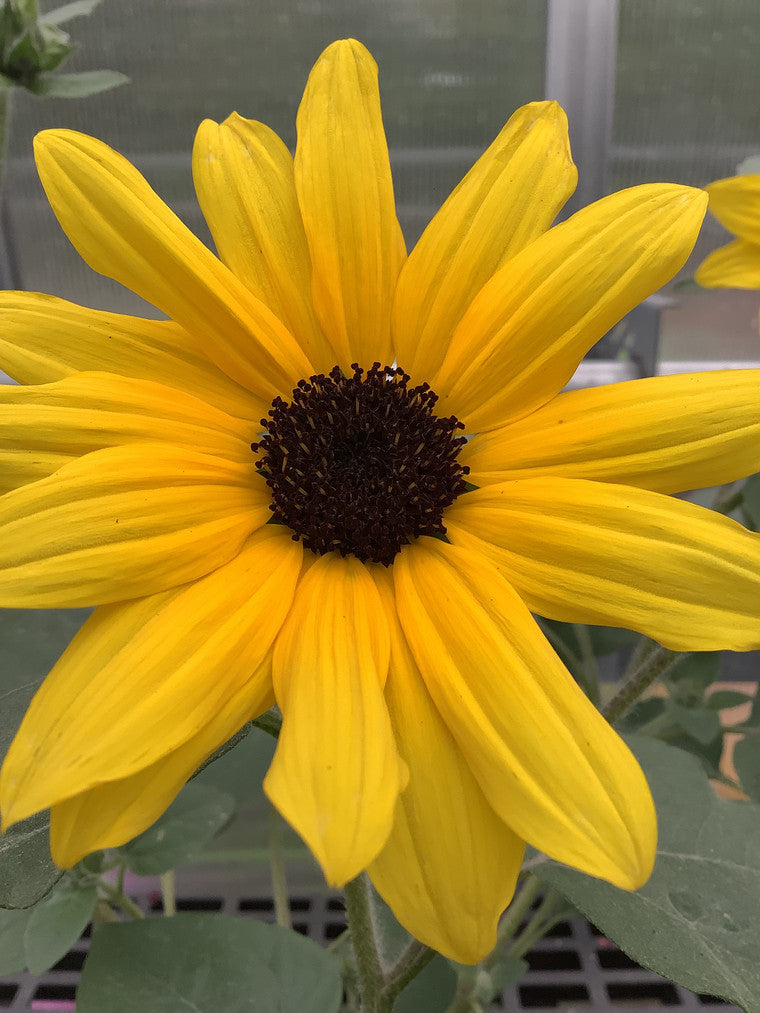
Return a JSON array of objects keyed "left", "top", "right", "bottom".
[
  {"left": 741, "top": 473, "right": 760, "bottom": 530},
  {"left": 535, "top": 736, "right": 760, "bottom": 1012},
  {"left": 77, "top": 914, "right": 343, "bottom": 1013},
  {"left": 116, "top": 782, "right": 235, "bottom": 876},
  {"left": 24, "top": 877, "right": 96, "bottom": 973},
  {"left": 393, "top": 955, "right": 457, "bottom": 1012},
  {"left": 0, "top": 907, "right": 29, "bottom": 973},
  {"left": 0, "top": 0, "right": 126, "bottom": 96},
  {"left": 733, "top": 735, "right": 760, "bottom": 802}
]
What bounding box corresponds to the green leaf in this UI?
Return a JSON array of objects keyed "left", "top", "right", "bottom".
[
  {"left": 742, "top": 473, "right": 760, "bottom": 528},
  {"left": 118, "top": 782, "right": 235, "bottom": 876},
  {"left": 27, "top": 68, "right": 128, "bottom": 97},
  {"left": 535, "top": 736, "right": 760, "bottom": 1012},
  {"left": 393, "top": 954, "right": 457, "bottom": 1012},
  {"left": 24, "top": 880, "right": 96, "bottom": 974},
  {"left": 733, "top": 736, "right": 760, "bottom": 802},
  {"left": 0, "top": 907, "right": 30, "bottom": 974},
  {"left": 40, "top": 0, "right": 100, "bottom": 26},
  {"left": 663, "top": 652, "right": 721, "bottom": 704},
  {"left": 0, "top": 812, "right": 60, "bottom": 909},
  {"left": 77, "top": 914, "right": 342, "bottom": 1013},
  {"left": 706, "top": 690, "right": 754, "bottom": 710},
  {"left": 670, "top": 703, "right": 721, "bottom": 745}
]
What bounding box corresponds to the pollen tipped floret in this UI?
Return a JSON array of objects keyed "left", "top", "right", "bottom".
[{"left": 253, "top": 363, "right": 470, "bottom": 565}]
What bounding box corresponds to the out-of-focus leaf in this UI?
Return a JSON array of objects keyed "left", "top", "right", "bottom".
[
  {"left": 663, "top": 652, "right": 721, "bottom": 703},
  {"left": 536, "top": 736, "right": 760, "bottom": 1012},
  {"left": 733, "top": 735, "right": 760, "bottom": 802},
  {"left": 706, "top": 690, "right": 754, "bottom": 711},
  {"left": 742, "top": 473, "right": 760, "bottom": 528},
  {"left": 77, "top": 914, "right": 343, "bottom": 1013},
  {"left": 615, "top": 696, "right": 666, "bottom": 734},
  {"left": 670, "top": 704, "right": 721, "bottom": 745},
  {"left": 24, "top": 880, "right": 96, "bottom": 974},
  {"left": 393, "top": 954, "right": 457, "bottom": 1013},
  {"left": 27, "top": 68, "right": 128, "bottom": 97},
  {"left": 40, "top": 0, "right": 100, "bottom": 26},
  {"left": 117, "top": 782, "right": 235, "bottom": 876},
  {"left": 0, "top": 908, "right": 30, "bottom": 974}
]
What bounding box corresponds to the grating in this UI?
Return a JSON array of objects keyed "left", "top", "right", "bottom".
[{"left": 0, "top": 881, "right": 739, "bottom": 1012}]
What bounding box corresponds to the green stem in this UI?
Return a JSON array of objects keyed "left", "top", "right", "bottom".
[
  {"left": 160, "top": 870, "right": 176, "bottom": 917},
  {"left": 343, "top": 873, "right": 386, "bottom": 1013},
  {"left": 603, "top": 644, "right": 686, "bottom": 725},
  {"left": 572, "top": 624, "right": 601, "bottom": 704},
  {"left": 99, "top": 881, "right": 145, "bottom": 920},
  {"left": 490, "top": 875, "right": 543, "bottom": 958},
  {"left": 383, "top": 940, "right": 435, "bottom": 1005},
  {"left": 507, "top": 887, "right": 567, "bottom": 959},
  {"left": 268, "top": 803, "right": 291, "bottom": 930}
]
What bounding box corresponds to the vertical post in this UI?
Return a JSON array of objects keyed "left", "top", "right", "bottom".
[{"left": 544, "top": 0, "right": 620, "bottom": 213}]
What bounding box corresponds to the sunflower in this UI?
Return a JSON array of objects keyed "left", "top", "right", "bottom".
[
  {"left": 2, "top": 38, "right": 760, "bottom": 965},
  {"left": 695, "top": 173, "right": 760, "bottom": 289}
]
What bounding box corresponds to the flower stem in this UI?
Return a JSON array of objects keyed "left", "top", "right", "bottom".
[
  {"left": 603, "top": 643, "right": 686, "bottom": 725},
  {"left": 342, "top": 873, "right": 392, "bottom": 1013},
  {"left": 160, "top": 870, "right": 176, "bottom": 917},
  {"left": 384, "top": 940, "right": 435, "bottom": 1003},
  {"left": 268, "top": 803, "right": 291, "bottom": 930},
  {"left": 98, "top": 881, "right": 145, "bottom": 920}
]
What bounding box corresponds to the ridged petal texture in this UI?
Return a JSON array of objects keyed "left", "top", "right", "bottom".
[
  {"left": 393, "top": 540, "right": 656, "bottom": 891},
  {"left": 265, "top": 554, "right": 406, "bottom": 886},
  {"left": 368, "top": 569, "right": 524, "bottom": 964},
  {"left": 294, "top": 39, "right": 406, "bottom": 369},
  {"left": 447, "top": 480, "right": 760, "bottom": 651}
]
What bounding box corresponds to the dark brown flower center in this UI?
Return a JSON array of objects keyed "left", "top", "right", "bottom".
[{"left": 252, "top": 363, "right": 469, "bottom": 565}]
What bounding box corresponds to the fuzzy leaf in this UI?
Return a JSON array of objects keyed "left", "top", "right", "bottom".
[{"left": 535, "top": 736, "right": 760, "bottom": 1012}]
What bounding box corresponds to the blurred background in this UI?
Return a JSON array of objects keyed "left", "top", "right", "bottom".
[{"left": 3, "top": 0, "right": 760, "bottom": 370}]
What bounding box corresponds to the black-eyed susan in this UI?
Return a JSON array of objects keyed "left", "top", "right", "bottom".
[
  {"left": 695, "top": 173, "right": 760, "bottom": 288},
  {"left": 2, "top": 39, "right": 760, "bottom": 964}
]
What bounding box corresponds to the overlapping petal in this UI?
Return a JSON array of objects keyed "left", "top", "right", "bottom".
[
  {"left": 264, "top": 553, "right": 406, "bottom": 886},
  {"left": 0, "top": 292, "right": 263, "bottom": 420},
  {"left": 0, "top": 526, "right": 301, "bottom": 829},
  {"left": 462, "top": 369, "right": 760, "bottom": 494},
  {"left": 0, "top": 445, "right": 270, "bottom": 607},
  {"left": 694, "top": 238, "right": 760, "bottom": 289},
  {"left": 703, "top": 174, "right": 760, "bottom": 244},
  {"left": 432, "top": 184, "right": 707, "bottom": 432},
  {"left": 34, "top": 130, "right": 313, "bottom": 400},
  {"left": 0, "top": 372, "right": 255, "bottom": 493},
  {"left": 447, "top": 478, "right": 760, "bottom": 651},
  {"left": 368, "top": 568, "right": 524, "bottom": 964},
  {"left": 392, "top": 100, "right": 576, "bottom": 379},
  {"left": 193, "top": 114, "right": 334, "bottom": 371},
  {"left": 294, "top": 38, "right": 406, "bottom": 369},
  {"left": 49, "top": 671, "right": 275, "bottom": 867},
  {"left": 393, "top": 539, "right": 656, "bottom": 890}
]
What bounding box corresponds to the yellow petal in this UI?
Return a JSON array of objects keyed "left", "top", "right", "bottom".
[
  {"left": 393, "top": 101, "right": 576, "bottom": 379},
  {"left": 704, "top": 174, "right": 760, "bottom": 244},
  {"left": 368, "top": 568, "right": 523, "bottom": 964},
  {"left": 394, "top": 539, "right": 656, "bottom": 890},
  {"left": 462, "top": 369, "right": 760, "bottom": 494},
  {"left": 0, "top": 444, "right": 269, "bottom": 607},
  {"left": 50, "top": 672, "right": 274, "bottom": 867},
  {"left": 433, "top": 185, "right": 707, "bottom": 432},
  {"left": 0, "top": 292, "right": 265, "bottom": 421},
  {"left": 193, "top": 114, "right": 334, "bottom": 371},
  {"left": 1, "top": 526, "right": 300, "bottom": 828},
  {"left": 294, "top": 39, "right": 406, "bottom": 369},
  {"left": 695, "top": 238, "right": 760, "bottom": 289},
  {"left": 34, "top": 130, "right": 313, "bottom": 400},
  {"left": 264, "top": 553, "right": 405, "bottom": 887},
  {"left": 0, "top": 371, "right": 255, "bottom": 494},
  {"left": 447, "top": 478, "right": 760, "bottom": 651}
]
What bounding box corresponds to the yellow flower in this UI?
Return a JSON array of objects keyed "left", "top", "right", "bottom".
[
  {"left": 695, "top": 174, "right": 760, "bottom": 288},
  {"left": 1, "top": 38, "right": 760, "bottom": 964}
]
